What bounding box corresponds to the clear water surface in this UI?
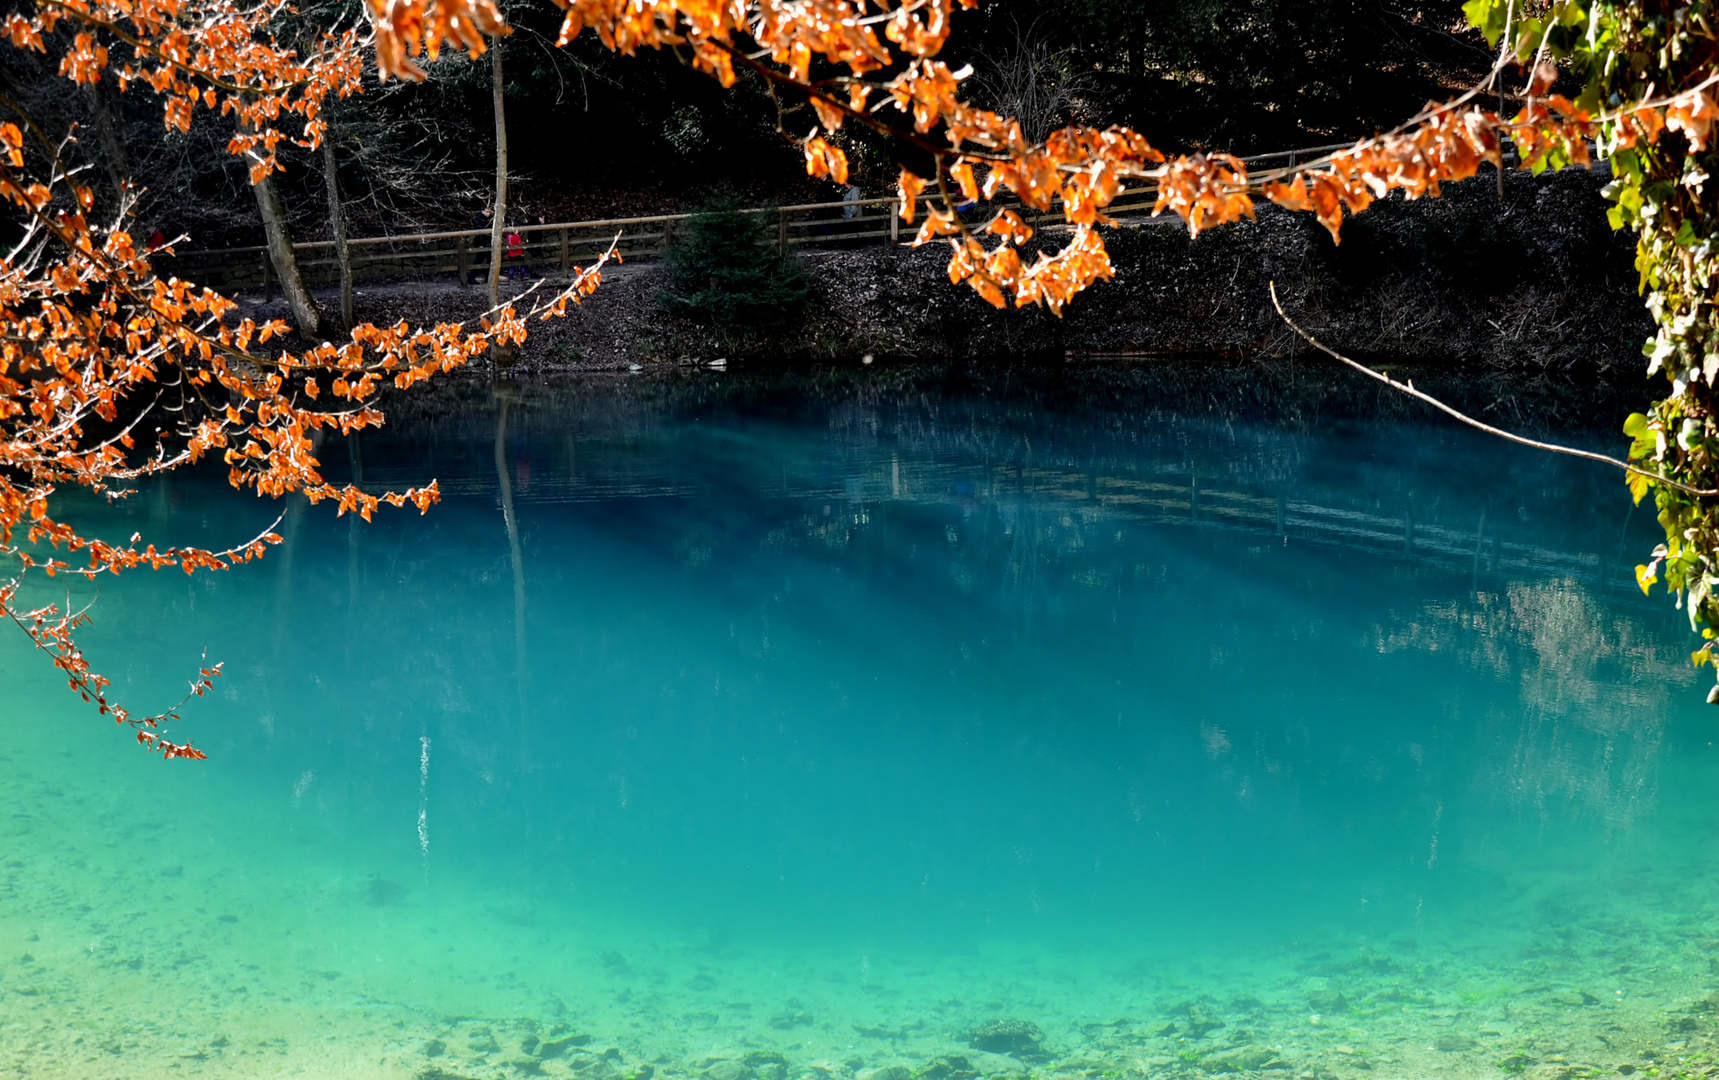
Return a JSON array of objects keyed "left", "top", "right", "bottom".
[{"left": 3, "top": 366, "right": 1716, "bottom": 1080}]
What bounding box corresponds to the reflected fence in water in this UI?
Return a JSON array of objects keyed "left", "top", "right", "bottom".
[{"left": 391, "top": 451, "right": 1618, "bottom": 595}]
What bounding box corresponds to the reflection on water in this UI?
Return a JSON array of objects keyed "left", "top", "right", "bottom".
[
  {"left": 2, "top": 365, "right": 1717, "bottom": 1080},
  {"left": 1380, "top": 577, "right": 1687, "bottom": 830}
]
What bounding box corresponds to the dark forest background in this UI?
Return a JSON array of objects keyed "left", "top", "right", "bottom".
[{"left": 0, "top": 0, "right": 1496, "bottom": 247}]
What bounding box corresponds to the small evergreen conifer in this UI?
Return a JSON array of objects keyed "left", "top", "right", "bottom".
[{"left": 661, "top": 199, "right": 809, "bottom": 345}]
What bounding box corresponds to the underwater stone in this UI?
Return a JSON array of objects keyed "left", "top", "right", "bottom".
[
  {"left": 1184, "top": 1005, "right": 1224, "bottom": 1038},
  {"left": 771, "top": 1011, "right": 815, "bottom": 1030},
  {"left": 1434, "top": 1034, "right": 1476, "bottom": 1052},
  {"left": 970, "top": 1021, "right": 1043, "bottom": 1056},
  {"left": 1303, "top": 988, "right": 1348, "bottom": 1014},
  {"left": 1548, "top": 990, "right": 1598, "bottom": 1007},
  {"left": 468, "top": 1028, "right": 501, "bottom": 1055},
  {"left": 855, "top": 1065, "right": 911, "bottom": 1080},
  {"left": 706, "top": 1059, "right": 752, "bottom": 1080},
  {"left": 1200, "top": 1045, "right": 1276, "bottom": 1074},
  {"left": 422, "top": 1040, "right": 447, "bottom": 1058},
  {"left": 922, "top": 1055, "right": 980, "bottom": 1080},
  {"left": 539, "top": 1035, "right": 592, "bottom": 1059}
]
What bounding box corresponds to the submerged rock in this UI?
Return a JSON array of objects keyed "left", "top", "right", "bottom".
[
  {"left": 969, "top": 1021, "right": 1043, "bottom": 1056},
  {"left": 1302, "top": 980, "right": 1348, "bottom": 1014},
  {"left": 744, "top": 1051, "right": 787, "bottom": 1080},
  {"left": 1547, "top": 990, "right": 1598, "bottom": 1007},
  {"left": 706, "top": 1059, "right": 752, "bottom": 1080},
  {"left": 855, "top": 1066, "right": 911, "bottom": 1080},
  {"left": 1184, "top": 1004, "right": 1225, "bottom": 1038},
  {"left": 468, "top": 1028, "right": 501, "bottom": 1055},
  {"left": 1434, "top": 1034, "right": 1476, "bottom": 1052},
  {"left": 538, "top": 1034, "right": 592, "bottom": 1059},
  {"left": 1200, "top": 1045, "right": 1277, "bottom": 1074},
  {"left": 422, "top": 1039, "right": 447, "bottom": 1058},
  {"left": 922, "top": 1055, "right": 981, "bottom": 1080}
]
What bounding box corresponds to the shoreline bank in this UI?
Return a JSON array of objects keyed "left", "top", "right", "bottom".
[{"left": 240, "top": 168, "right": 1649, "bottom": 383}]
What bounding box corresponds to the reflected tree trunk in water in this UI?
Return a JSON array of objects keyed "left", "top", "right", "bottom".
[
  {"left": 348, "top": 432, "right": 363, "bottom": 612},
  {"left": 343, "top": 433, "right": 364, "bottom": 673},
  {"left": 272, "top": 433, "right": 321, "bottom": 660},
  {"left": 271, "top": 497, "right": 308, "bottom": 661},
  {"left": 495, "top": 395, "right": 527, "bottom": 720}
]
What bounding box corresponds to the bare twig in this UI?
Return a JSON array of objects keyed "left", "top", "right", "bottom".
[{"left": 1268, "top": 282, "right": 1719, "bottom": 499}]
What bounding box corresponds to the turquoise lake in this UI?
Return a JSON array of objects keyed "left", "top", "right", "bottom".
[{"left": 4, "top": 365, "right": 1718, "bottom": 1080}]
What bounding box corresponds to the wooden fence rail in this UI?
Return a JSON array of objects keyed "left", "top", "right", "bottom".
[
  {"left": 165, "top": 188, "right": 1174, "bottom": 292},
  {"left": 166, "top": 136, "right": 1573, "bottom": 293}
]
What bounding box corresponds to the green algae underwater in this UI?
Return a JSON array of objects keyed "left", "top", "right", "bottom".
[{"left": 3, "top": 364, "right": 1719, "bottom": 1080}]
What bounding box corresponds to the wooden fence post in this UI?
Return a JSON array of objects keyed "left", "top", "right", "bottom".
[
  {"left": 456, "top": 236, "right": 469, "bottom": 288},
  {"left": 890, "top": 207, "right": 899, "bottom": 245}
]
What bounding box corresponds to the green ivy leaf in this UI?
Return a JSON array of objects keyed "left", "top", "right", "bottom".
[
  {"left": 1463, "top": 0, "right": 1509, "bottom": 45},
  {"left": 1629, "top": 470, "right": 1654, "bottom": 505}
]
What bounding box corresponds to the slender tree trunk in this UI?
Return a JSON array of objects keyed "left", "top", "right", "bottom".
[
  {"left": 251, "top": 165, "right": 323, "bottom": 338},
  {"left": 80, "top": 82, "right": 129, "bottom": 207},
  {"left": 488, "top": 36, "right": 508, "bottom": 309},
  {"left": 321, "top": 130, "right": 355, "bottom": 332}
]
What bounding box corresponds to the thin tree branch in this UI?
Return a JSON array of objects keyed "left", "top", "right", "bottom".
[{"left": 1268, "top": 282, "right": 1719, "bottom": 499}]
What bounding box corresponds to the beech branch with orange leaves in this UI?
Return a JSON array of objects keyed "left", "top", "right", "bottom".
[
  {"left": 350, "top": 0, "right": 1719, "bottom": 315},
  {"left": 363, "top": 0, "right": 1719, "bottom": 697},
  {"left": 9, "top": 0, "right": 1719, "bottom": 741},
  {"left": 1, "top": 0, "right": 615, "bottom": 755}
]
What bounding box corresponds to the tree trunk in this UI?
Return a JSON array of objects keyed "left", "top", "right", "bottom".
[
  {"left": 321, "top": 130, "right": 355, "bottom": 332},
  {"left": 251, "top": 166, "right": 322, "bottom": 339},
  {"left": 80, "top": 82, "right": 129, "bottom": 208},
  {"left": 488, "top": 35, "right": 508, "bottom": 309}
]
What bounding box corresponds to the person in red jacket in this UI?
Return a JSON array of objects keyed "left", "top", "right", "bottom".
[{"left": 504, "top": 227, "right": 525, "bottom": 279}]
